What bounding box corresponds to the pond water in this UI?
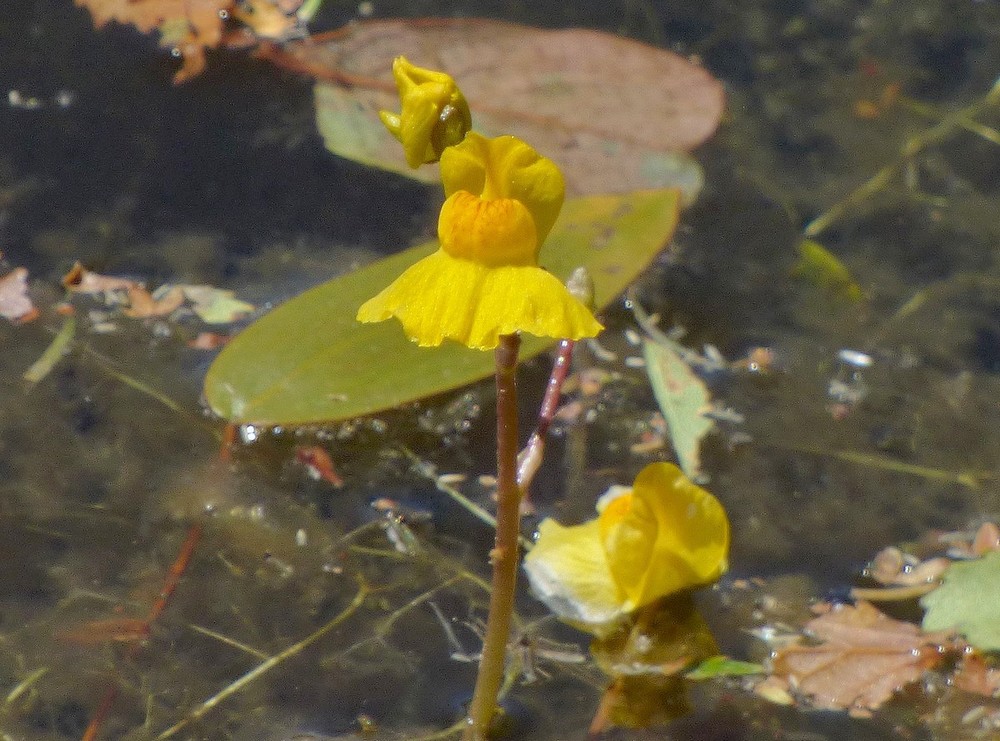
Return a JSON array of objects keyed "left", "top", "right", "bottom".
[{"left": 3, "top": 0, "right": 1000, "bottom": 739}]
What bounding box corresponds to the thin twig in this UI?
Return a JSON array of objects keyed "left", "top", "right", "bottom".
[
  {"left": 147, "top": 524, "right": 202, "bottom": 625},
  {"left": 762, "top": 441, "right": 989, "bottom": 489},
  {"left": 402, "top": 446, "right": 533, "bottom": 551},
  {"left": 186, "top": 624, "right": 271, "bottom": 660},
  {"left": 80, "top": 686, "right": 118, "bottom": 741}
]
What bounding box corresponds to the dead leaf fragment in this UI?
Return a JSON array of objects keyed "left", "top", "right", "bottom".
[
  {"left": 62, "top": 262, "right": 140, "bottom": 294},
  {"left": 954, "top": 652, "right": 1000, "bottom": 698},
  {"left": 295, "top": 446, "right": 344, "bottom": 487},
  {"left": 187, "top": 331, "right": 231, "bottom": 349},
  {"left": 178, "top": 285, "right": 254, "bottom": 323},
  {"left": 73, "top": 0, "right": 230, "bottom": 82},
  {"left": 771, "top": 600, "right": 955, "bottom": 715},
  {"left": 231, "top": 0, "right": 302, "bottom": 40},
  {"left": 0, "top": 268, "right": 38, "bottom": 322},
  {"left": 866, "top": 546, "right": 950, "bottom": 587},
  {"left": 123, "top": 285, "right": 185, "bottom": 318}
]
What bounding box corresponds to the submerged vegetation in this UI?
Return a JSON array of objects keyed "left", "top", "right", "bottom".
[{"left": 3, "top": 0, "right": 1000, "bottom": 739}]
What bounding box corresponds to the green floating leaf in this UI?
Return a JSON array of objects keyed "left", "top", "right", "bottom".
[
  {"left": 685, "top": 655, "right": 765, "bottom": 680},
  {"left": 921, "top": 551, "right": 1000, "bottom": 650},
  {"left": 204, "top": 189, "right": 680, "bottom": 425},
  {"left": 791, "top": 239, "right": 863, "bottom": 302},
  {"left": 641, "top": 338, "right": 714, "bottom": 480}
]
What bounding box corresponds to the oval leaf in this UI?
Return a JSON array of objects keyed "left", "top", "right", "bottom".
[
  {"left": 204, "top": 188, "right": 680, "bottom": 424},
  {"left": 262, "top": 19, "right": 722, "bottom": 198},
  {"left": 921, "top": 551, "right": 1000, "bottom": 651}
]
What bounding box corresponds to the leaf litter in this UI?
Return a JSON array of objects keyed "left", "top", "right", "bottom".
[
  {"left": 767, "top": 600, "right": 958, "bottom": 717},
  {"left": 73, "top": 0, "right": 306, "bottom": 83},
  {"left": 738, "top": 523, "right": 1000, "bottom": 721},
  {"left": 62, "top": 262, "right": 255, "bottom": 326},
  {"left": 0, "top": 267, "right": 38, "bottom": 323}
]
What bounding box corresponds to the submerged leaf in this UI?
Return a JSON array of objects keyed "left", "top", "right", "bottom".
[
  {"left": 685, "top": 655, "right": 765, "bottom": 680},
  {"left": 204, "top": 189, "right": 680, "bottom": 425},
  {"left": 641, "top": 338, "right": 715, "bottom": 480},
  {"left": 590, "top": 675, "right": 690, "bottom": 735},
  {"left": 921, "top": 551, "right": 1000, "bottom": 651},
  {"left": 591, "top": 593, "right": 719, "bottom": 677},
  {"left": 266, "top": 19, "right": 723, "bottom": 198},
  {"left": 791, "top": 239, "right": 863, "bottom": 302}
]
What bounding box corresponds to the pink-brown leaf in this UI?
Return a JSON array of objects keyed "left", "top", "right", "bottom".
[
  {"left": 771, "top": 601, "right": 955, "bottom": 714},
  {"left": 0, "top": 268, "right": 37, "bottom": 322},
  {"left": 267, "top": 19, "right": 724, "bottom": 196}
]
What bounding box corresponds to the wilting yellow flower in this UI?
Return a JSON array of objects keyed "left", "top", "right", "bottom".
[
  {"left": 357, "top": 132, "right": 603, "bottom": 350},
  {"left": 379, "top": 56, "right": 472, "bottom": 168},
  {"left": 523, "top": 463, "right": 730, "bottom": 636}
]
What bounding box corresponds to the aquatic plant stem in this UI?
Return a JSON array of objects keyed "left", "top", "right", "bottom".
[
  {"left": 466, "top": 333, "right": 522, "bottom": 740},
  {"left": 517, "top": 339, "right": 575, "bottom": 509}
]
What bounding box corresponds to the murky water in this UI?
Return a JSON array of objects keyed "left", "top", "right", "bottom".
[{"left": 3, "top": 0, "right": 1000, "bottom": 738}]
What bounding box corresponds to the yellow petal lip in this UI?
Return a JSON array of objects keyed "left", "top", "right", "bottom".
[
  {"left": 356, "top": 250, "right": 603, "bottom": 350},
  {"left": 523, "top": 463, "right": 730, "bottom": 635},
  {"left": 381, "top": 56, "right": 472, "bottom": 168},
  {"left": 440, "top": 132, "right": 565, "bottom": 246},
  {"left": 604, "top": 463, "right": 730, "bottom": 610}
]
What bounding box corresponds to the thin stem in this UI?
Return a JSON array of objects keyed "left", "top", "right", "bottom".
[
  {"left": 465, "top": 333, "right": 522, "bottom": 740},
  {"left": 517, "top": 339, "right": 575, "bottom": 508}
]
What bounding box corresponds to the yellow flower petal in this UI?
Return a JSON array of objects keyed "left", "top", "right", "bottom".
[
  {"left": 438, "top": 191, "right": 537, "bottom": 266},
  {"left": 356, "top": 250, "right": 603, "bottom": 350},
  {"left": 381, "top": 57, "right": 472, "bottom": 168},
  {"left": 602, "top": 463, "right": 729, "bottom": 610},
  {"left": 523, "top": 518, "right": 627, "bottom": 636},
  {"left": 440, "top": 132, "right": 564, "bottom": 245},
  {"left": 523, "top": 464, "right": 730, "bottom": 635}
]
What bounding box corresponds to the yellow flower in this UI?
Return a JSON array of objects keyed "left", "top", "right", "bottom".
[
  {"left": 379, "top": 56, "right": 472, "bottom": 168},
  {"left": 523, "top": 463, "right": 730, "bottom": 636},
  {"left": 357, "top": 132, "right": 603, "bottom": 350}
]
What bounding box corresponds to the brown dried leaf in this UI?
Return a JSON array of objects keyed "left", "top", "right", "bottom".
[
  {"left": 74, "top": 0, "right": 231, "bottom": 82},
  {"left": 771, "top": 601, "right": 955, "bottom": 715},
  {"left": 122, "top": 285, "right": 185, "bottom": 318},
  {"left": 0, "top": 268, "right": 38, "bottom": 323},
  {"left": 953, "top": 652, "right": 1000, "bottom": 698},
  {"left": 265, "top": 19, "right": 724, "bottom": 196},
  {"left": 62, "top": 261, "right": 141, "bottom": 295},
  {"left": 187, "top": 331, "right": 231, "bottom": 349}
]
